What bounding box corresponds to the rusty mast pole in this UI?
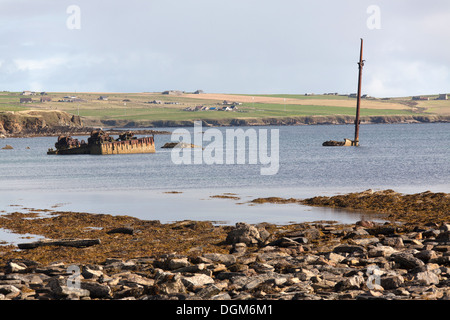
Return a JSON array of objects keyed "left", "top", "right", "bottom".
[{"left": 354, "top": 38, "right": 364, "bottom": 146}]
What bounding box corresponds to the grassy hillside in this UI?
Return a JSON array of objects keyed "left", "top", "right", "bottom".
[{"left": 1, "top": 91, "right": 449, "bottom": 125}]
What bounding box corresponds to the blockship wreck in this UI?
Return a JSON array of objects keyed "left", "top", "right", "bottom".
[{"left": 47, "top": 130, "right": 155, "bottom": 155}]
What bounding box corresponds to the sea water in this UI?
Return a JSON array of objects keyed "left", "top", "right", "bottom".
[{"left": 0, "top": 123, "right": 448, "bottom": 229}]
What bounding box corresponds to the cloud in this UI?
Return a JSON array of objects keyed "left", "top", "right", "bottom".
[
  {"left": 13, "top": 57, "right": 68, "bottom": 72},
  {"left": 365, "top": 60, "right": 450, "bottom": 97},
  {"left": 1, "top": 1, "right": 450, "bottom": 96}
]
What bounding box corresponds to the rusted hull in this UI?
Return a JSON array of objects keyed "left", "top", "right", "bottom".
[
  {"left": 47, "top": 137, "right": 155, "bottom": 155},
  {"left": 91, "top": 137, "right": 155, "bottom": 155},
  {"left": 322, "top": 139, "right": 355, "bottom": 147},
  {"left": 47, "top": 145, "right": 91, "bottom": 155}
]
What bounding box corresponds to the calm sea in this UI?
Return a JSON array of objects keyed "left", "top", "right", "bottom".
[{"left": 0, "top": 123, "right": 449, "bottom": 230}]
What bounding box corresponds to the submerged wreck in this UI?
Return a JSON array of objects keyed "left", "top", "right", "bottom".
[
  {"left": 323, "top": 38, "right": 365, "bottom": 147},
  {"left": 47, "top": 130, "right": 155, "bottom": 155},
  {"left": 322, "top": 139, "right": 354, "bottom": 147}
]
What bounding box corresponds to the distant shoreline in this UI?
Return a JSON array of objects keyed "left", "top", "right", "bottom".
[
  {"left": 1, "top": 111, "right": 449, "bottom": 138},
  {"left": 83, "top": 114, "right": 450, "bottom": 129}
]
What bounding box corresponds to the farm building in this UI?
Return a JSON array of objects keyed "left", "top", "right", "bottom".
[
  {"left": 436, "top": 94, "right": 448, "bottom": 100},
  {"left": 222, "top": 100, "right": 242, "bottom": 106},
  {"left": 21, "top": 91, "right": 36, "bottom": 96},
  {"left": 20, "top": 98, "right": 33, "bottom": 103},
  {"left": 40, "top": 97, "right": 52, "bottom": 102},
  {"left": 412, "top": 96, "right": 429, "bottom": 101},
  {"left": 162, "top": 90, "right": 183, "bottom": 95}
]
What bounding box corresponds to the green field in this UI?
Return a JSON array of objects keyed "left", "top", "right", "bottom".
[{"left": 1, "top": 91, "right": 448, "bottom": 123}]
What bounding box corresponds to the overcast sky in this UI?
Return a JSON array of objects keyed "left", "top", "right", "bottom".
[{"left": 1, "top": 0, "right": 449, "bottom": 97}]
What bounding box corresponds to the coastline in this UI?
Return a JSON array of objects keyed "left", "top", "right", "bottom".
[
  {"left": 1, "top": 111, "right": 449, "bottom": 138},
  {"left": 82, "top": 114, "right": 450, "bottom": 130},
  {"left": 0, "top": 190, "right": 448, "bottom": 300}
]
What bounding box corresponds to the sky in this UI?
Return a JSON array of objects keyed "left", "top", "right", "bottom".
[{"left": 0, "top": 0, "right": 449, "bottom": 97}]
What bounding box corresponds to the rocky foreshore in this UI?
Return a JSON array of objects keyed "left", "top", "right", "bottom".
[{"left": 1, "top": 220, "right": 449, "bottom": 301}]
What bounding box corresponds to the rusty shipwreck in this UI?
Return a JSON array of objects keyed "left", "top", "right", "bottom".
[
  {"left": 47, "top": 130, "right": 155, "bottom": 155},
  {"left": 323, "top": 38, "right": 365, "bottom": 147}
]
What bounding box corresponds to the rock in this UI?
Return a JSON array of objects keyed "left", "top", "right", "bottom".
[
  {"left": 436, "top": 231, "right": 450, "bottom": 242},
  {"left": 368, "top": 245, "right": 398, "bottom": 258},
  {"left": 392, "top": 253, "right": 425, "bottom": 269},
  {"left": 47, "top": 277, "right": 90, "bottom": 299},
  {"left": 323, "top": 252, "right": 345, "bottom": 264},
  {"left": 202, "top": 253, "right": 236, "bottom": 266},
  {"left": 106, "top": 227, "right": 134, "bottom": 235},
  {"left": 334, "top": 274, "right": 365, "bottom": 291},
  {"left": 423, "top": 229, "right": 440, "bottom": 239},
  {"left": 350, "top": 238, "right": 379, "bottom": 246},
  {"left": 333, "top": 244, "right": 366, "bottom": 255},
  {"left": 267, "top": 237, "right": 302, "bottom": 247},
  {"left": 415, "top": 250, "right": 438, "bottom": 262},
  {"left": 356, "top": 220, "right": 376, "bottom": 228},
  {"left": 81, "top": 266, "right": 104, "bottom": 279},
  {"left": 0, "top": 285, "right": 21, "bottom": 299},
  {"left": 104, "top": 259, "right": 137, "bottom": 271},
  {"left": 312, "top": 279, "right": 337, "bottom": 292},
  {"left": 81, "top": 281, "right": 112, "bottom": 298},
  {"left": 2, "top": 145, "right": 13, "bottom": 150},
  {"left": 172, "top": 263, "right": 208, "bottom": 274},
  {"left": 369, "top": 226, "right": 397, "bottom": 236},
  {"left": 161, "top": 142, "right": 202, "bottom": 149},
  {"left": 243, "top": 278, "right": 265, "bottom": 291},
  {"left": 296, "top": 268, "right": 316, "bottom": 281},
  {"left": 380, "top": 275, "right": 405, "bottom": 290},
  {"left": 181, "top": 274, "right": 214, "bottom": 290},
  {"left": 230, "top": 242, "right": 247, "bottom": 254},
  {"left": 115, "top": 272, "right": 155, "bottom": 288},
  {"left": 251, "top": 263, "right": 275, "bottom": 273},
  {"left": 166, "top": 257, "right": 191, "bottom": 270},
  {"left": 302, "top": 228, "right": 322, "bottom": 240},
  {"left": 211, "top": 292, "right": 232, "bottom": 300},
  {"left": 344, "top": 228, "right": 370, "bottom": 239},
  {"left": 414, "top": 271, "right": 440, "bottom": 285},
  {"left": 6, "top": 261, "right": 28, "bottom": 273},
  {"left": 18, "top": 238, "right": 101, "bottom": 249},
  {"left": 197, "top": 284, "right": 221, "bottom": 299},
  {"left": 113, "top": 286, "right": 144, "bottom": 299},
  {"left": 225, "top": 222, "right": 269, "bottom": 246},
  {"left": 154, "top": 270, "right": 186, "bottom": 295}
]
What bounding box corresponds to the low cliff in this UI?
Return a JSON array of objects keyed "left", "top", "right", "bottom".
[
  {"left": 0, "top": 110, "right": 85, "bottom": 137},
  {"left": 2, "top": 112, "right": 448, "bottom": 137},
  {"left": 84, "top": 114, "right": 450, "bottom": 128}
]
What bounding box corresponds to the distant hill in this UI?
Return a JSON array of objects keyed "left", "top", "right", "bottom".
[{"left": 0, "top": 91, "right": 449, "bottom": 134}]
